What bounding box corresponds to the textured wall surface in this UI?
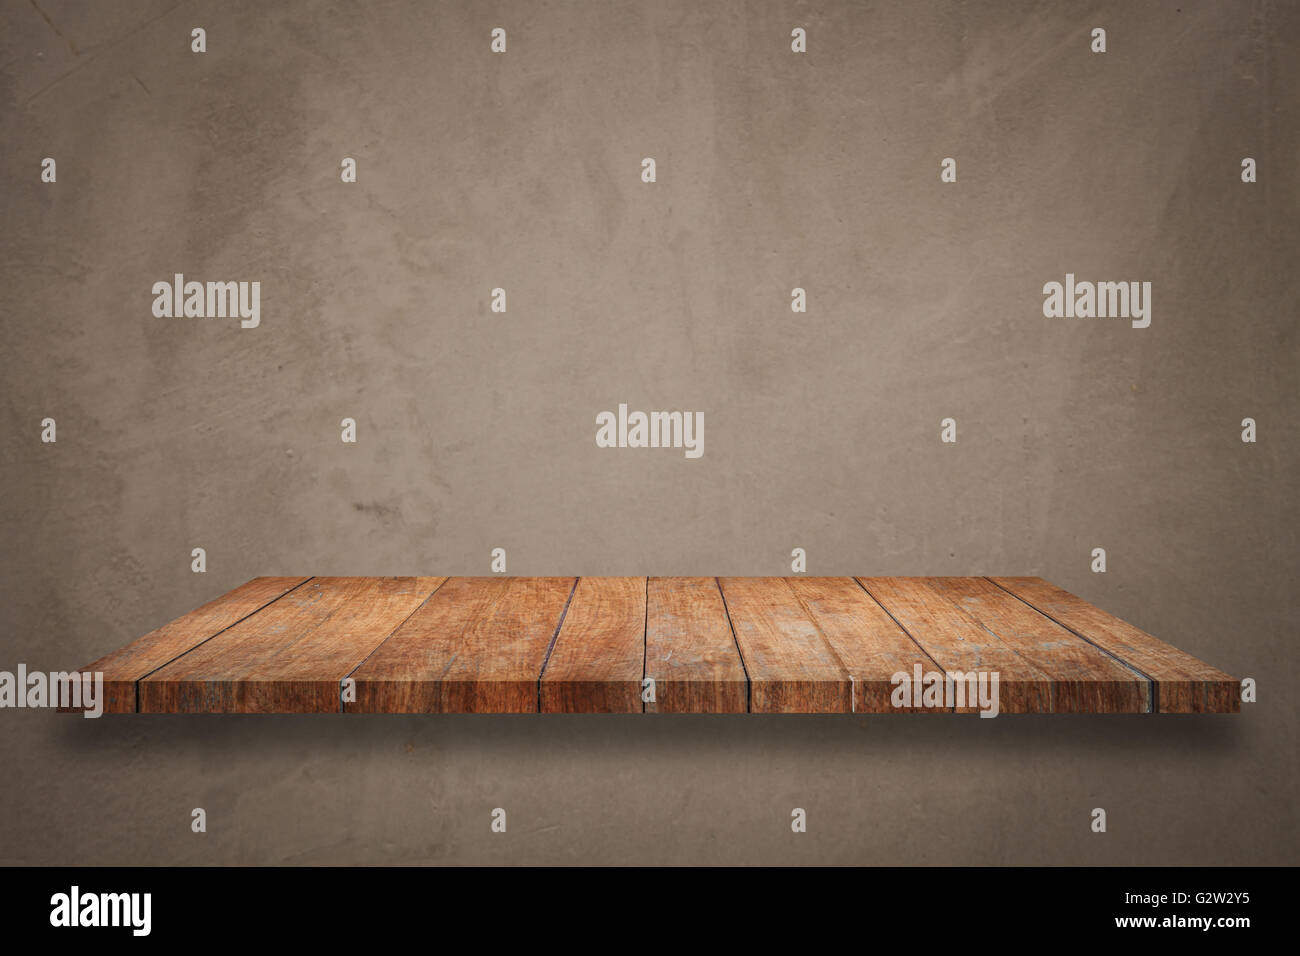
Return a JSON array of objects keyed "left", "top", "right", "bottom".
[{"left": 1, "top": 0, "right": 1296, "bottom": 865}]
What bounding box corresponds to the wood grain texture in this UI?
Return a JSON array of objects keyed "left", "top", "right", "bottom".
[
  {"left": 73, "top": 576, "right": 1238, "bottom": 715},
  {"left": 927, "top": 577, "right": 1151, "bottom": 712},
  {"left": 644, "top": 577, "right": 748, "bottom": 713},
  {"left": 541, "top": 577, "right": 646, "bottom": 713},
  {"left": 75, "top": 576, "right": 309, "bottom": 713},
  {"left": 857, "top": 577, "right": 1055, "bottom": 713},
  {"left": 347, "top": 576, "right": 577, "bottom": 713},
  {"left": 989, "top": 577, "right": 1240, "bottom": 713},
  {"left": 787, "top": 577, "right": 943, "bottom": 713},
  {"left": 718, "top": 577, "right": 850, "bottom": 713},
  {"left": 139, "top": 577, "right": 446, "bottom": 713}
]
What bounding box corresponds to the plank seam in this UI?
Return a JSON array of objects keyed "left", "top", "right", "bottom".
[
  {"left": 339, "top": 576, "right": 453, "bottom": 713},
  {"left": 849, "top": 578, "right": 952, "bottom": 678},
  {"left": 713, "top": 578, "right": 752, "bottom": 714},
  {"left": 641, "top": 576, "right": 649, "bottom": 714},
  {"left": 133, "top": 576, "right": 315, "bottom": 713},
  {"left": 536, "top": 576, "right": 580, "bottom": 711},
  {"left": 866, "top": 577, "right": 1081, "bottom": 711},
  {"left": 783, "top": 579, "right": 854, "bottom": 710},
  {"left": 852, "top": 578, "right": 955, "bottom": 713},
  {"left": 985, "top": 577, "right": 1158, "bottom": 714},
  {"left": 926, "top": 578, "right": 1062, "bottom": 710}
]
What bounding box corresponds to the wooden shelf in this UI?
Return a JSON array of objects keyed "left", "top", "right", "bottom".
[{"left": 71, "top": 577, "right": 1239, "bottom": 714}]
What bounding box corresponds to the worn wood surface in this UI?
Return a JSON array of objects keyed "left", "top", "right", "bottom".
[
  {"left": 926, "top": 576, "right": 1151, "bottom": 713},
  {"left": 788, "top": 577, "right": 942, "bottom": 713},
  {"left": 859, "top": 576, "right": 1056, "bottom": 713},
  {"left": 348, "top": 577, "right": 576, "bottom": 713},
  {"left": 644, "top": 577, "right": 748, "bottom": 713},
  {"left": 72, "top": 576, "right": 1240, "bottom": 714},
  {"left": 75, "top": 576, "right": 309, "bottom": 713},
  {"left": 139, "top": 577, "right": 446, "bottom": 713},
  {"left": 988, "top": 577, "right": 1240, "bottom": 713},
  {"left": 718, "top": 577, "right": 852, "bottom": 713},
  {"left": 541, "top": 576, "right": 646, "bottom": 713}
]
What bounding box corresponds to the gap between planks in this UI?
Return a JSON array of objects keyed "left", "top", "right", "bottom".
[{"left": 69, "top": 576, "right": 1239, "bottom": 715}]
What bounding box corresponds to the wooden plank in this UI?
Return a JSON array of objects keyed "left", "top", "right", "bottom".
[
  {"left": 717, "top": 577, "right": 850, "bottom": 713},
  {"left": 927, "top": 577, "right": 1151, "bottom": 712},
  {"left": 540, "top": 577, "right": 646, "bottom": 713},
  {"left": 139, "top": 577, "right": 446, "bottom": 713},
  {"left": 644, "top": 577, "right": 748, "bottom": 713},
  {"left": 989, "top": 577, "right": 1240, "bottom": 713},
  {"left": 786, "top": 577, "right": 944, "bottom": 713},
  {"left": 73, "top": 576, "right": 309, "bottom": 713},
  {"left": 71, "top": 575, "right": 1241, "bottom": 717},
  {"left": 857, "top": 577, "right": 1055, "bottom": 713},
  {"left": 347, "top": 576, "right": 576, "bottom": 713}
]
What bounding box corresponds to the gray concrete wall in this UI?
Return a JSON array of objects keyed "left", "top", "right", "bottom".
[{"left": 1, "top": 0, "right": 1295, "bottom": 864}]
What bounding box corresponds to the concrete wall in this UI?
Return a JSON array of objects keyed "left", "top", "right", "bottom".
[{"left": 1, "top": 0, "right": 1295, "bottom": 864}]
